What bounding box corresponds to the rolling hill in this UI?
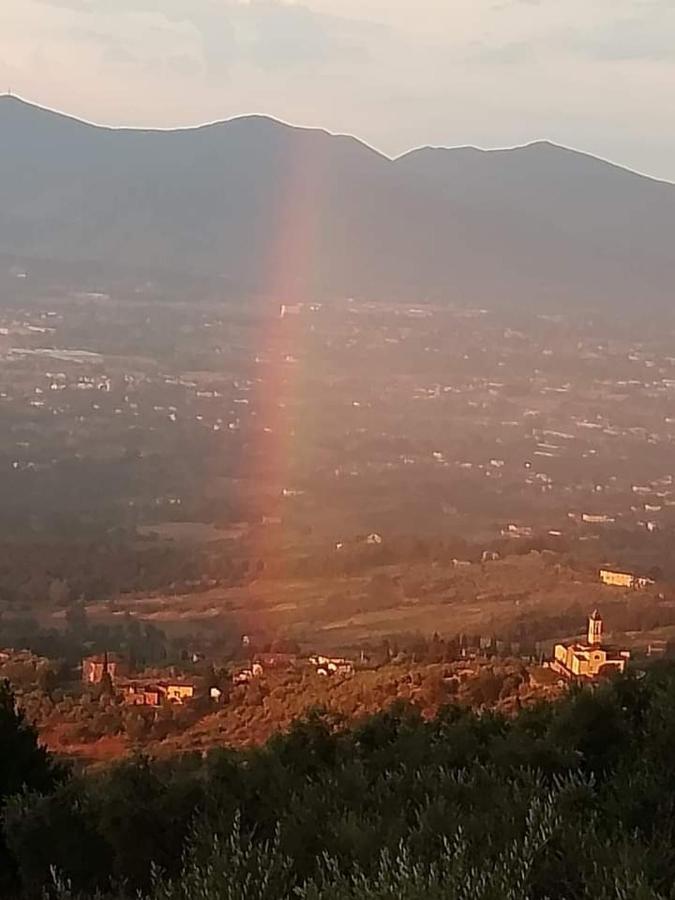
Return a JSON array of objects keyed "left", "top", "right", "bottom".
[{"left": 1, "top": 95, "right": 674, "bottom": 307}]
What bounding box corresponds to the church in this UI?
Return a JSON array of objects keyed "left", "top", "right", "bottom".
[{"left": 552, "top": 610, "right": 630, "bottom": 680}]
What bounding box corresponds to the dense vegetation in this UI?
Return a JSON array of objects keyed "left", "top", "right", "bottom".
[{"left": 4, "top": 665, "right": 675, "bottom": 898}]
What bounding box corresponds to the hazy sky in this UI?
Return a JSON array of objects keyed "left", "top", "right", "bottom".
[{"left": 2, "top": 0, "right": 675, "bottom": 180}]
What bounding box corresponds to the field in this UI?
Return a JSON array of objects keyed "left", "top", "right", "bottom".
[{"left": 68, "top": 550, "right": 673, "bottom": 656}]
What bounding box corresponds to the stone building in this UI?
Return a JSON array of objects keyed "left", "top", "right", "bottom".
[{"left": 552, "top": 610, "right": 629, "bottom": 680}]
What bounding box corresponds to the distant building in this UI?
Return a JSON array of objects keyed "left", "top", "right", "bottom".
[
  {"left": 162, "top": 680, "right": 197, "bottom": 703},
  {"left": 82, "top": 653, "right": 127, "bottom": 685},
  {"left": 552, "top": 611, "right": 629, "bottom": 680},
  {"left": 233, "top": 663, "right": 263, "bottom": 686},
  {"left": 599, "top": 569, "right": 654, "bottom": 590},
  {"left": 501, "top": 524, "right": 533, "bottom": 538},
  {"left": 481, "top": 550, "right": 500, "bottom": 563},
  {"left": 280, "top": 303, "right": 302, "bottom": 318},
  {"left": 309, "top": 655, "right": 354, "bottom": 677},
  {"left": 117, "top": 677, "right": 198, "bottom": 705},
  {"left": 647, "top": 640, "right": 668, "bottom": 658},
  {"left": 118, "top": 681, "right": 162, "bottom": 707}
]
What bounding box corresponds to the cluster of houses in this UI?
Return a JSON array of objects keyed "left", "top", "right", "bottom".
[
  {"left": 82, "top": 654, "right": 199, "bottom": 707},
  {"left": 80, "top": 649, "right": 356, "bottom": 708},
  {"left": 119, "top": 679, "right": 196, "bottom": 707}
]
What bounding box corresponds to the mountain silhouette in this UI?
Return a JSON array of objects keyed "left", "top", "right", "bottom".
[{"left": 1, "top": 96, "right": 674, "bottom": 307}]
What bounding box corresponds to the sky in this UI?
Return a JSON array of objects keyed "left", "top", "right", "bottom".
[{"left": 2, "top": 0, "right": 675, "bottom": 181}]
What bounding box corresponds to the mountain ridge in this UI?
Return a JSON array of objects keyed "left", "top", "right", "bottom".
[
  {"left": 5, "top": 94, "right": 668, "bottom": 183},
  {"left": 1, "top": 96, "right": 674, "bottom": 308}
]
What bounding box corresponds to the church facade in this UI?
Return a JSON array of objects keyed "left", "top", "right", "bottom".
[{"left": 552, "top": 610, "right": 629, "bottom": 680}]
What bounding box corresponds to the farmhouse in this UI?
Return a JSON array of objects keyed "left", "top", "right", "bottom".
[{"left": 599, "top": 569, "right": 654, "bottom": 590}]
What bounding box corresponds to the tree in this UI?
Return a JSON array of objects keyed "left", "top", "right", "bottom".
[
  {"left": 0, "top": 680, "right": 66, "bottom": 893},
  {"left": 4, "top": 783, "right": 111, "bottom": 898},
  {"left": 98, "top": 670, "right": 114, "bottom": 700},
  {"left": 0, "top": 680, "right": 64, "bottom": 803}
]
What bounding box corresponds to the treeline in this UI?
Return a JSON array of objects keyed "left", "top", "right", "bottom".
[
  {"left": 0, "top": 537, "right": 250, "bottom": 610},
  {"left": 0, "top": 610, "right": 172, "bottom": 668},
  {"left": 3, "top": 665, "right": 675, "bottom": 898},
  {"left": 503, "top": 598, "right": 675, "bottom": 646}
]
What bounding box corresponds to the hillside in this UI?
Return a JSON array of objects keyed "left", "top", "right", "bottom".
[
  {"left": 4, "top": 667, "right": 675, "bottom": 898},
  {"left": 2, "top": 96, "right": 675, "bottom": 307}
]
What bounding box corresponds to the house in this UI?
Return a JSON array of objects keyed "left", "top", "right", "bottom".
[
  {"left": 552, "top": 611, "right": 629, "bottom": 680},
  {"left": 117, "top": 680, "right": 162, "bottom": 707},
  {"left": 280, "top": 303, "right": 302, "bottom": 318},
  {"left": 161, "top": 680, "right": 197, "bottom": 703},
  {"left": 309, "top": 655, "right": 355, "bottom": 677},
  {"left": 647, "top": 640, "right": 668, "bottom": 658},
  {"left": 232, "top": 662, "right": 263, "bottom": 686},
  {"left": 481, "top": 550, "right": 500, "bottom": 563},
  {"left": 501, "top": 524, "right": 533, "bottom": 538},
  {"left": 82, "top": 653, "right": 127, "bottom": 685},
  {"left": 599, "top": 569, "right": 654, "bottom": 590},
  {"left": 117, "top": 676, "right": 199, "bottom": 706}
]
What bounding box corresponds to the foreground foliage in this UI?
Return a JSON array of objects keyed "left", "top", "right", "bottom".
[{"left": 4, "top": 664, "right": 675, "bottom": 898}]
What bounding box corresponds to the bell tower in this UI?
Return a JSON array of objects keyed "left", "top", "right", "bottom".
[{"left": 588, "top": 609, "right": 603, "bottom": 646}]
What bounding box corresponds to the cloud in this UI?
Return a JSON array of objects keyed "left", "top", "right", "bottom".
[
  {"left": 71, "top": 24, "right": 201, "bottom": 73},
  {"left": 200, "top": 2, "right": 381, "bottom": 71},
  {"left": 33, "top": 0, "right": 384, "bottom": 71},
  {"left": 562, "top": 12, "right": 675, "bottom": 61},
  {"left": 475, "top": 0, "right": 675, "bottom": 65},
  {"left": 468, "top": 40, "right": 536, "bottom": 64}
]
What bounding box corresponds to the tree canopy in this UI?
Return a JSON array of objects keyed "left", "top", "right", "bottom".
[{"left": 4, "top": 668, "right": 675, "bottom": 897}]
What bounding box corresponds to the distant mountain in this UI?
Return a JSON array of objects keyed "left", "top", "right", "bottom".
[{"left": 1, "top": 95, "right": 674, "bottom": 307}]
